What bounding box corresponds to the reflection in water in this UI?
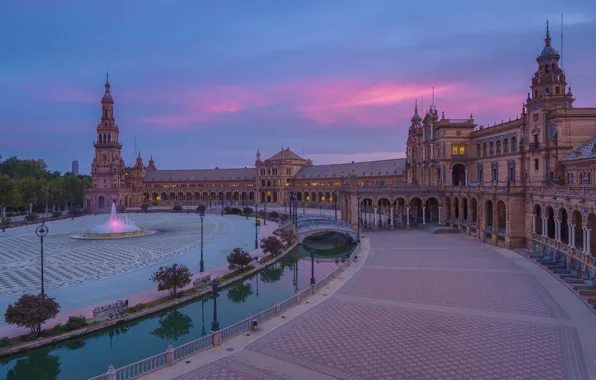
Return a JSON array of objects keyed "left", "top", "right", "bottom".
[
  {"left": 226, "top": 282, "right": 253, "bottom": 303},
  {"left": 151, "top": 310, "right": 193, "bottom": 341},
  {"left": 6, "top": 351, "right": 61, "bottom": 380},
  {"left": 0, "top": 244, "right": 354, "bottom": 380}
]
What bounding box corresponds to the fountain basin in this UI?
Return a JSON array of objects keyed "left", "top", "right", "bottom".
[
  {"left": 71, "top": 202, "right": 156, "bottom": 240},
  {"left": 71, "top": 228, "right": 157, "bottom": 240}
]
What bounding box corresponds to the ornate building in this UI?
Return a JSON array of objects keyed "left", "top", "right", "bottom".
[{"left": 85, "top": 24, "right": 596, "bottom": 276}]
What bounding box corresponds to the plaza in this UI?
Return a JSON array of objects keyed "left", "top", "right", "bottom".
[
  {"left": 144, "top": 230, "right": 596, "bottom": 380},
  {"left": 0, "top": 213, "right": 260, "bottom": 333}
]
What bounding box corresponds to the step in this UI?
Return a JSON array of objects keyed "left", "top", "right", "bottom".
[
  {"left": 560, "top": 274, "right": 580, "bottom": 279},
  {"left": 552, "top": 269, "right": 570, "bottom": 274},
  {"left": 529, "top": 254, "right": 543, "bottom": 259},
  {"left": 565, "top": 278, "right": 585, "bottom": 284},
  {"left": 547, "top": 265, "right": 566, "bottom": 270},
  {"left": 587, "top": 298, "right": 596, "bottom": 304},
  {"left": 579, "top": 289, "right": 596, "bottom": 297},
  {"left": 573, "top": 284, "right": 595, "bottom": 291}
]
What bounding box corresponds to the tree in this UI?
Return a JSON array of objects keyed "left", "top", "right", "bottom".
[
  {"left": 16, "top": 177, "right": 41, "bottom": 214},
  {"left": 227, "top": 282, "right": 253, "bottom": 303},
  {"left": 6, "top": 351, "right": 61, "bottom": 380},
  {"left": 151, "top": 310, "right": 193, "bottom": 340},
  {"left": 0, "top": 175, "right": 15, "bottom": 216},
  {"left": 150, "top": 264, "right": 192, "bottom": 298},
  {"left": 196, "top": 204, "right": 206, "bottom": 213},
  {"left": 269, "top": 211, "right": 279, "bottom": 220},
  {"left": 281, "top": 229, "right": 295, "bottom": 246},
  {"left": 260, "top": 236, "right": 284, "bottom": 257},
  {"left": 260, "top": 264, "right": 284, "bottom": 283},
  {"left": 226, "top": 248, "right": 252, "bottom": 272},
  {"left": 5, "top": 294, "right": 60, "bottom": 336},
  {"left": 224, "top": 206, "right": 233, "bottom": 214},
  {"left": 172, "top": 204, "right": 182, "bottom": 211},
  {"left": 141, "top": 202, "right": 150, "bottom": 213},
  {"left": 243, "top": 207, "right": 253, "bottom": 215}
]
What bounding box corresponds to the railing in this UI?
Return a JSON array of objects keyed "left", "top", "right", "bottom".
[{"left": 89, "top": 246, "right": 360, "bottom": 380}]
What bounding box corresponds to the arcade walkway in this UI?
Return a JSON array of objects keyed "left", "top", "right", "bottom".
[{"left": 146, "top": 231, "right": 596, "bottom": 380}]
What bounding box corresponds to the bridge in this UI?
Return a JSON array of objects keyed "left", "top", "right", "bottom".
[
  {"left": 287, "top": 218, "right": 358, "bottom": 244},
  {"left": 279, "top": 214, "right": 337, "bottom": 229}
]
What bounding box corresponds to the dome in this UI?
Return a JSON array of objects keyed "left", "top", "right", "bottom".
[
  {"left": 412, "top": 112, "right": 421, "bottom": 121},
  {"left": 540, "top": 45, "right": 558, "bottom": 57}
]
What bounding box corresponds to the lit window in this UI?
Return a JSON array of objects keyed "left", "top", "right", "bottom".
[{"left": 459, "top": 147, "right": 465, "bottom": 156}]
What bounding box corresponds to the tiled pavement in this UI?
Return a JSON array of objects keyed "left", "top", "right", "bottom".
[{"left": 168, "top": 230, "right": 596, "bottom": 380}]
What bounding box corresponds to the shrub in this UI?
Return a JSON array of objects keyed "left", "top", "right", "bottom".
[
  {"left": 5, "top": 294, "right": 60, "bottom": 336},
  {"left": 231, "top": 207, "right": 242, "bottom": 214},
  {"left": 51, "top": 211, "right": 62, "bottom": 218},
  {"left": 224, "top": 206, "right": 233, "bottom": 214},
  {"left": 1, "top": 217, "right": 10, "bottom": 226},
  {"left": 141, "top": 202, "right": 150, "bottom": 213},
  {"left": 0, "top": 337, "right": 10, "bottom": 348},
  {"left": 24, "top": 213, "right": 39, "bottom": 222},
  {"left": 258, "top": 210, "right": 267, "bottom": 218},
  {"left": 280, "top": 214, "right": 289, "bottom": 222},
  {"left": 269, "top": 211, "right": 279, "bottom": 220},
  {"left": 260, "top": 236, "right": 284, "bottom": 257},
  {"left": 116, "top": 204, "right": 126, "bottom": 213},
  {"left": 65, "top": 316, "right": 87, "bottom": 330},
  {"left": 243, "top": 207, "right": 253, "bottom": 215},
  {"left": 196, "top": 204, "right": 206, "bottom": 214},
  {"left": 227, "top": 248, "right": 252, "bottom": 272},
  {"left": 172, "top": 204, "right": 183, "bottom": 211},
  {"left": 150, "top": 264, "right": 192, "bottom": 298}
]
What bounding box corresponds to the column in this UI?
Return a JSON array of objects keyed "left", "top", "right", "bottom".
[
  {"left": 542, "top": 216, "right": 547, "bottom": 237},
  {"left": 373, "top": 207, "right": 378, "bottom": 230},
  {"left": 568, "top": 224, "right": 573, "bottom": 247},
  {"left": 532, "top": 215, "right": 536, "bottom": 233},
  {"left": 438, "top": 206, "right": 442, "bottom": 225},
  {"left": 422, "top": 207, "right": 426, "bottom": 224},
  {"left": 586, "top": 229, "right": 592, "bottom": 256},
  {"left": 406, "top": 207, "right": 410, "bottom": 227},
  {"left": 583, "top": 228, "right": 588, "bottom": 253},
  {"left": 464, "top": 170, "right": 468, "bottom": 186},
  {"left": 570, "top": 224, "right": 576, "bottom": 248},
  {"left": 555, "top": 220, "right": 560, "bottom": 242},
  {"left": 389, "top": 207, "right": 394, "bottom": 231}
]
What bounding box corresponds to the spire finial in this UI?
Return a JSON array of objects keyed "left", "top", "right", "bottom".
[
  {"left": 545, "top": 19, "right": 551, "bottom": 46},
  {"left": 106, "top": 71, "right": 109, "bottom": 84},
  {"left": 414, "top": 99, "right": 418, "bottom": 114}
]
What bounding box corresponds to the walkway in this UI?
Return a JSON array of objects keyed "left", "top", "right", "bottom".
[{"left": 144, "top": 231, "right": 596, "bottom": 380}]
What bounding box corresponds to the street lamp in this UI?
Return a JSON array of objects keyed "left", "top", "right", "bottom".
[
  {"left": 199, "top": 205, "right": 205, "bottom": 273},
  {"left": 344, "top": 232, "right": 349, "bottom": 260},
  {"left": 310, "top": 248, "right": 316, "bottom": 285},
  {"left": 221, "top": 195, "right": 224, "bottom": 216},
  {"left": 35, "top": 221, "right": 49, "bottom": 296},
  {"left": 255, "top": 204, "right": 259, "bottom": 249},
  {"left": 357, "top": 192, "right": 362, "bottom": 243},
  {"left": 333, "top": 191, "right": 338, "bottom": 222},
  {"left": 210, "top": 279, "right": 220, "bottom": 331},
  {"left": 263, "top": 198, "right": 267, "bottom": 226}
]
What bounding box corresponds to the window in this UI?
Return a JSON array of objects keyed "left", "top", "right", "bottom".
[
  {"left": 496, "top": 140, "right": 501, "bottom": 154},
  {"left": 489, "top": 142, "right": 494, "bottom": 155},
  {"left": 534, "top": 89, "right": 538, "bottom": 98},
  {"left": 452, "top": 146, "right": 458, "bottom": 156},
  {"left": 503, "top": 139, "right": 509, "bottom": 153},
  {"left": 451, "top": 145, "right": 465, "bottom": 157},
  {"left": 556, "top": 87, "right": 560, "bottom": 94},
  {"left": 477, "top": 144, "right": 481, "bottom": 157},
  {"left": 534, "top": 159, "right": 539, "bottom": 170},
  {"left": 483, "top": 143, "right": 487, "bottom": 157},
  {"left": 511, "top": 137, "right": 517, "bottom": 152}
]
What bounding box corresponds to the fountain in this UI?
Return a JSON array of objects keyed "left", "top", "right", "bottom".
[{"left": 71, "top": 202, "right": 156, "bottom": 239}]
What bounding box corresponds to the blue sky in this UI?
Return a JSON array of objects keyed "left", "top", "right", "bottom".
[{"left": 1, "top": 0, "right": 595, "bottom": 174}]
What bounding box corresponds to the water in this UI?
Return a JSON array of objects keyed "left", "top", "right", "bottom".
[
  {"left": 86, "top": 203, "right": 142, "bottom": 234},
  {"left": 0, "top": 244, "right": 354, "bottom": 380}
]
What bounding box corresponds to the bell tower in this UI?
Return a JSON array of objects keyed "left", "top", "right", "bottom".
[{"left": 89, "top": 74, "right": 126, "bottom": 210}]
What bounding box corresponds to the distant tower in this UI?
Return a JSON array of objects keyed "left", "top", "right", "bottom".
[
  {"left": 71, "top": 160, "right": 79, "bottom": 176},
  {"left": 146, "top": 154, "right": 157, "bottom": 171},
  {"left": 89, "top": 74, "right": 125, "bottom": 210}
]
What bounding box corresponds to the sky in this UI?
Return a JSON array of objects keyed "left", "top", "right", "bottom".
[{"left": 1, "top": 0, "right": 596, "bottom": 174}]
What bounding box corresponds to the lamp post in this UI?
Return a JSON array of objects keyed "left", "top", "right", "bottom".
[
  {"left": 201, "top": 299, "right": 207, "bottom": 336},
  {"left": 344, "top": 232, "right": 349, "bottom": 260},
  {"left": 255, "top": 204, "right": 259, "bottom": 249},
  {"left": 210, "top": 279, "right": 220, "bottom": 331},
  {"left": 199, "top": 206, "right": 205, "bottom": 273},
  {"left": 264, "top": 198, "right": 267, "bottom": 226},
  {"left": 310, "top": 248, "right": 316, "bottom": 285},
  {"left": 221, "top": 195, "right": 224, "bottom": 216},
  {"left": 35, "top": 221, "right": 49, "bottom": 297},
  {"left": 289, "top": 193, "right": 293, "bottom": 224},
  {"left": 357, "top": 192, "right": 362, "bottom": 243},
  {"left": 333, "top": 191, "right": 338, "bottom": 222}
]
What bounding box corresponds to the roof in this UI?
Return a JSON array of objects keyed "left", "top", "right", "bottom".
[
  {"left": 563, "top": 138, "right": 596, "bottom": 162},
  {"left": 294, "top": 158, "right": 406, "bottom": 179},
  {"left": 144, "top": 168, "right": 256, "bottom": 182},
  {"left": 267, "top": 148, "right": 303, "bottom": 161}
]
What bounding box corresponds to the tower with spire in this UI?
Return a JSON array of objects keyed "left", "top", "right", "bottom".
[{"left": 87, "top": 74, "right": 126, "bottom": 210}]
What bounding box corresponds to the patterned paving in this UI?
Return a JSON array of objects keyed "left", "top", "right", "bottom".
[
  {"left": 0, "top": 216, "right": 228, "bottom": 295},
  {"left": 174, "top": 230, "right": 593, "bottom": 380},
  {"left": 246, "top": 299, "right": 585, "bottom": 380},
  {"left": 173, "top": 358, "right": 290, "bottom": 380},
  {"left": 337, "top": 268, "right": 569, "bottom": 318}
]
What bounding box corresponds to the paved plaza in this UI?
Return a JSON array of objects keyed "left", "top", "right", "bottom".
[
  {"left": 153, "top": 230, "right": 596, "bottom": 380},
  {"left": 0, "top": 214, "right": 231, "bottom": 296}
]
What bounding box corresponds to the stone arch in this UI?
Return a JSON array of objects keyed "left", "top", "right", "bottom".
[
  {"left": 360, "top": 197, "right": 375, "bottom": 229},
  {"left": 202, "top": 192, "right": 208, "bottom": 201},
  {"left": 249, "top": 191, "right": 255, "bottom": 201},
  {"left": 497, "top": 200, "right": 506, "bottom": 234},
  {"left": 233, "top": 192, "right": 239, "bottom": 202},
  {"left": 194, "top": 192, "right": 200, "bottom": 201},
  {"left": 559, "top": 207, "right": 569, "bottom": 245},
  {"left": 534, "top": 204, "right": 543, "bottom": 235},
  {"left": 546, "top": 206, "right": 556, "bottom": 239},
  {"left": 392, "top": 197, "right": 407, "bottom": 227},
  {"left": 451, "top": 163, "right": 466, "bottom": 186},
  {"left": 169, "top": 192, "right": 176, "bottom": 201},
  {"left": 425, "top": 197, "right": 439, "bottom": 223},
  {"left": 453, "top": 197, "right": 460, "bottom": 220},
  {"left": 485, "top": 199, "right": 494, "bottom": 231},
  {"left": 160, "top": 192, "right": 167, "bottom": 201},
  {"left": 377, "top": 197, "right": 391, "bottom": 229},
  {"left": 177, "top": 192, "right": 184, "bottom": 201},
  {"left": 143, "top": 192, "right": 150, "bottom": 201},
  {"left": 186, "top": 192, "right": 192, "bottom": 201},
  {"left": 296, "top": 192, "right": 303, "bottom": 201},
  {"left": 409, "top": 197, "right": 423, "bottom": 224},
  {"left": 461, "top": 197, "right": 468, "bottom": 222},
  {"left": 572, "top": 209, "right": 583, "bottom": 250},
  {"left": 445, "top": 196, "right": 452, "bottom": 222},
  {"left": 151, "top": 192, "right": 158, "bottom": 201},
  {"left": 470, "top": 198, "right": 478, "bottom": 227},
  {"left": 98, "top": 196, "right": 105, "bottom": 210},
  {"left": 587, "top": 213, "right": 596, "bottom": 256}
]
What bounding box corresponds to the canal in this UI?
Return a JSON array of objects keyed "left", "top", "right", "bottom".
[{"left": 0, "top": 243, "right": 354, "bottom": 380}]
